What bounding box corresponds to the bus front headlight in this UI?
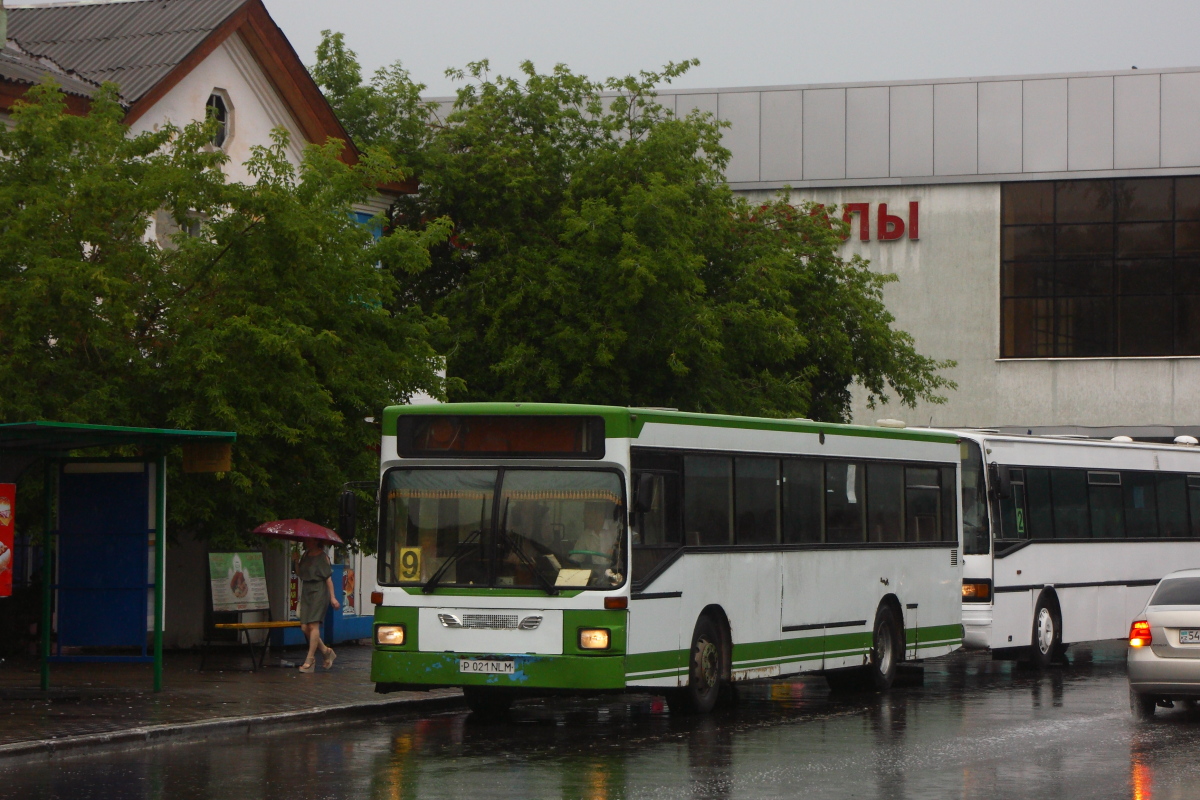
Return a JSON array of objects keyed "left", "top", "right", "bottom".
[
  {"left": 578, "top": 628, "right": 610, "bottom": 650},
  {"left": 375, "top": 625, "right": 406, "bottom": 646}
]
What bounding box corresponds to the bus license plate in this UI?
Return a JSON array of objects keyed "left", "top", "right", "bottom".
[
  {"left": 1180, "top": 629, "right": 1200, "bottom": 644},
  {"left": 459, "top": 658, "right": 515, "bottom": 674}
]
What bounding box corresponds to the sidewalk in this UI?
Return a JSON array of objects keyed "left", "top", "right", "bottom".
[{"left": 0, "top": 643, "right": 461, "bottom": 759}]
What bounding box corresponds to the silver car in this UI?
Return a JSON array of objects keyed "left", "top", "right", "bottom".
[{"left": 1128, "top": 568, "right": 1200, "bottom": 718}]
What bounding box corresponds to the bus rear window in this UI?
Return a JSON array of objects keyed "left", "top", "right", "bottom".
[{"left": 396, "top": 415, "right": 606, "bottom": 459}]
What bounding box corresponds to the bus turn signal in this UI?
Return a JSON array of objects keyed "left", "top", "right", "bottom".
[{"left": 1129, "top": 620, "right": 1152, "bottom": 647}]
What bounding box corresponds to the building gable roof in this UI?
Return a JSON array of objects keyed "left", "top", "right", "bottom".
[
  {"left": 9, "top": 0, "right": 246, "bottom": 106},
  {"left": 3, "top": 0, "right": 415, "bottom": 186}
]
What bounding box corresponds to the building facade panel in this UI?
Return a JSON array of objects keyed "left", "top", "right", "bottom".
[
  {"left": 977, "top": 80, "right": 1024, "bottom": 175},
  {"left": 1022, "top": 78, "right": 1068, "bottom": 173},
  {"left": 1113, "top": 74, "right": 1161, "bottom": 169},
  {"left": 1161, "top": 72, "right": 1200, "bottom": 168},
  {"left": 845, "top": 86, "right": 889, "bottom": 179},
  {"left": 719, "top": 91, "right": 761, "bottom": 184},
  {"left": 890, "top": 84, "right": 934, "bottom": 178},
  {"left": 933, "top": 82, "right": 977, "bottom": 176},
  {"left": 759, "top": 90, "right": 803, "bottom": 182},
  {"left": 802, "top": 88, "right": 846, "bottom": 180},
  {"left": 1067, "top": 76, "right": 1114, "bottom": 171}
]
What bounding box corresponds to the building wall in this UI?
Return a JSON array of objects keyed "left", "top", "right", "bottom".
[
  {"left": 740, "top": 183, "right": 1200, "bottom": 433},
  {"left": 127, "top": 31, "right": 307, "bottom": 184}
]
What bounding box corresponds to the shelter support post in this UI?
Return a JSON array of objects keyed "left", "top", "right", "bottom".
[
  {"left": 40, "top": 459, "right": 53, "bottom": 691},
  {"left": 153, "top": 455, "right": 165, "bottom": 692}
]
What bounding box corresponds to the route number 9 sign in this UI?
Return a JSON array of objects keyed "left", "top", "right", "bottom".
[{"left": 399, "top": 547, "right": 421, "bottom": 581}]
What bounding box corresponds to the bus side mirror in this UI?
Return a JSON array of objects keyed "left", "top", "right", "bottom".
[
  {"left": 990, "top": 464, "right": 1012, "bottom": 500},
  {"left": 634, "top": 473, "right": 656, "bottom": 514},
  {"left": 338, "top": 490, "right": 357, "bottom": 544}
]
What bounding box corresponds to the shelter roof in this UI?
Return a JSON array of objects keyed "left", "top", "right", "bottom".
[{"left": 0, "top": 421, "right": 236, "bottom": 454}]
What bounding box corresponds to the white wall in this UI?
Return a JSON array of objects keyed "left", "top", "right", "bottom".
[
  {"left": 739, "top": 184, "right": 1200, "bottom": 432},
  {"left": 127, "top": 31, "right": 307, "bottom": 183}
]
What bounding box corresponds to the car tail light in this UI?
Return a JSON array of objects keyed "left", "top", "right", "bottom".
[{"left": 1129, "top": 620, "right": 1152, "bottom": 647}]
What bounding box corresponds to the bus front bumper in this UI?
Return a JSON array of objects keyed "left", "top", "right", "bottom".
[
  {"left": 372, "top": 649, "right": 628, "bottom": 691},
  {"left": 961, "top": 604, "right": 993, "bottom": 649}
]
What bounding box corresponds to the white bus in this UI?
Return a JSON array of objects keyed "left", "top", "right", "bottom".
[
  {"left": 956, "top": 431, "right": 1200, "bottom": 666},
  {"left": 369, "top": 404, "right": 965, "bottom": 714}
]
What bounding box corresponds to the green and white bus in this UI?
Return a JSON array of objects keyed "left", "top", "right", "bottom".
[{"left": 370, "top": 403, "right": 965, "bottom": 713}]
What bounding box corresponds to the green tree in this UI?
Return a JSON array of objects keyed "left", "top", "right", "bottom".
[
  {"left": 314, "top": 41, "right": 953, "bottom": 422},
  {"left": 0, "top": 82, "right": 450, "bottom": 543}
]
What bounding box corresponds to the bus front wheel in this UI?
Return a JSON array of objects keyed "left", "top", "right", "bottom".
[
  {"left": 668, "top": 615, "right": 724, "bottom": 714},
  {"left": 1028, "top": 596, "right": 1062, "bottom": 670}
]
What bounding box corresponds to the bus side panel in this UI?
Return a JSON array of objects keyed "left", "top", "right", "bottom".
[
  {"left": 1060, "top": 586, "right": 1100, "bottom": 643},
  {"left": 717, "top": 553, "right": 784, "bottom": 682},
  {"left": 626, "top": 594, "right": 683, "bottom": 688},
  {"left": 780, "top": 552, "right": 827, "bottom": 675},
  {"left": 991, "top": 590, "right": 1034, "bottom": 648}
]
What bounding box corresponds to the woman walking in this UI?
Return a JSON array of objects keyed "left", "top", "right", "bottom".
[{"left": 296, "top": 538, "right": 339, "bottom": 673}]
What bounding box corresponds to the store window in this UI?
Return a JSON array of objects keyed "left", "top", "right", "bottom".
[{"left": 1000, "top": 177, "right": 1200, "bottom": 357}]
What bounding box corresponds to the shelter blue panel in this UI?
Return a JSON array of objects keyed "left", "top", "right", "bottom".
[{"left": 58, "top": 468, "right": 149, "bottom": 648}]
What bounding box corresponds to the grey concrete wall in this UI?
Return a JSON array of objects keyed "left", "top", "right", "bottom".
[{"left": 739, "top": 183, "right": 1200, "bottom": 433}]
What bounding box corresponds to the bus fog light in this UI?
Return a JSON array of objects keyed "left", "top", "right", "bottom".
[
  {"left": 578, "top": 628, "right": 610, "bottom": 650},
  {"left": 375, "top": 625, "right": 406, "bottom": 646}
]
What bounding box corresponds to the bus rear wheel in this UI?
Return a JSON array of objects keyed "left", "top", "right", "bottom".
[
  {"left": 668, "top": 615, "right": 724, "bottom": 714},
  {"left": 866, "top": 605, "right": 901, "bottom": 691},
  {"left": 463, "top": 686, "right": 514, "bottom": 717}
]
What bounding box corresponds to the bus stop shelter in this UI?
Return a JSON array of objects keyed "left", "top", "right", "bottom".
[{"left": 0, "top": 421, "right": 236, "bottom": 692}]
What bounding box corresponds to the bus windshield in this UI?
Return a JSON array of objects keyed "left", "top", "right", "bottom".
[{"left": 380, "top": 468, "right": 626, "bottom": 590}]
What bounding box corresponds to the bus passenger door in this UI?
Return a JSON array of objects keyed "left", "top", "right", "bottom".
[{"left": 627, "top": 468, "right": 686, "bottom": 687}]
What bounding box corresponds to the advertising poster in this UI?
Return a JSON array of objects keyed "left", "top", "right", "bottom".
[
  {"left": 343, "top": 565, "right": 356, "bottom": 616},
  {"left": 0, "top": 484, "right": 13, "bottom": 598},
  {"left": 208, "top": 552, "right": 269, "bottom": 612}
]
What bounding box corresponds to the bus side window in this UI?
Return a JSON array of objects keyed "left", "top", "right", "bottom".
[
  {"left": 825, "top": 461, "right": 865, "bottom": 544},
  {"left": 684, "top": 456, "right": 733, "bottom": 546},
  {"left": 998, "top": 468, "right": 1027, "bottom": 539},
  {"left": 630, "top": 470, "right": 681, "bottom": 581},
  {"left": 782, "top": 459, "right": 823, "bottom": 543},
  {"left": 940, "top": 465, "right": 958, "bottom": 542},
  {"left": 1187, "top": 476, "right": 1200, "bottom": 538},
  {"left": 1121, "top": 471, "right": 1156, "bottom": 538},
  {"left": 1156, "top": 474, "right": 1188, "bottom": 537},
  {"left": 1025, "top": 468, "right": 1054, "bottom": 539},
  {"left": 1051, "top": 469, "right": 1090, "bottom": 539}
]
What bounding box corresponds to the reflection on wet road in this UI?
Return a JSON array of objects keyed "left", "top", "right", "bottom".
[{"left": 5, "top": 643, "right": 1200, "bottom": 800}]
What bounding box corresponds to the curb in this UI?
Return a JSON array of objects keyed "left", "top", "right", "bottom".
[{"left": 0, "top": 689, "right": 464, "bottom": 762}]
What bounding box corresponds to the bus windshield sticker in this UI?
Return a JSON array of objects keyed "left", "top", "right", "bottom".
[
  {"left": 399, "top": 547, "right": 421, "bottom": 581},
  {"left": 555, "top": 569, "right": 591, "bottom": 587}
]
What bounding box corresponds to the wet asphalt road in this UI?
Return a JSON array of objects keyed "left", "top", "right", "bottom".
[{"left": 3, "top": 642, "right": 1199, "bottom": 800}]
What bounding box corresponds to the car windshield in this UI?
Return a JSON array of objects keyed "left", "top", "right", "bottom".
[
  {"left": 380, "top": 468, "right": 626, "bottom": 590},
  {"left": 1149, "top": 577, "right": 1200, "bottom": 606}
]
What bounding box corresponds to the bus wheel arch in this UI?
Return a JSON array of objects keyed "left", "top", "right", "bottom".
[{"left": 1029, "top": 589, "right": 1063, "bottom": 669}]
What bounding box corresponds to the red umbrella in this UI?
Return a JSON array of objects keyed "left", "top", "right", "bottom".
[{"left": 252, "top": 519, "right": 343, "bottom": 545}]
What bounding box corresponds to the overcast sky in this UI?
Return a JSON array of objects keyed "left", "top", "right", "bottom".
[{"left": 262, "top": 0, "right": 1200, "bottom": 97}]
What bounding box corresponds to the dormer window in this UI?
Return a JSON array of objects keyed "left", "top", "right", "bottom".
[{"left": 206, "top": 91, "right": 231, "bottom": 148}]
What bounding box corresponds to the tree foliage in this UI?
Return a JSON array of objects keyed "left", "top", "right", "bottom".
[
  {"left": 314, "top": 43, "right": 954, "bottom": 422},
  {"left": 0, "top": 82, "right": 450, "bottom": 544}
]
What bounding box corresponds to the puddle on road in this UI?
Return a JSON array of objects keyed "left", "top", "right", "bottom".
[{"left": 6, "top": 643, "right": 1200, "bottom": 800}]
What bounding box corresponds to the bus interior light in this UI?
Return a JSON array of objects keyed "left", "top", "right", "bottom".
[
  {"left": 579, "top": 628, "right": 610, "bottom": 650},
  {"left": 961, "top": 580, "right": 991, "bottom": 602},
  {"left": 376, "top": 625, "right": 406, "bottom": 646},
  {"left": 1129, "top": 620, "right": 1152, "bottom": 648}
]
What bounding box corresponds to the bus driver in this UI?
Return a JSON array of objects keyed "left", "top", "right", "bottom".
[{"left": 572, "top": 500, "right": 622, "bottom": 585}]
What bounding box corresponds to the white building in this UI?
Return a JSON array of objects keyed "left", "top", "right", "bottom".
[{"left": 662, "top": 69, "right": 1200, "bottom": 439}]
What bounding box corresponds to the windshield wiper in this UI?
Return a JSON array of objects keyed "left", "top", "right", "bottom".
[
  {"left": 497, "top": 499, "right": 559, "bottom": 596},
  {"left": 422, "top": 527, "right": 482, "bottom": 594}
]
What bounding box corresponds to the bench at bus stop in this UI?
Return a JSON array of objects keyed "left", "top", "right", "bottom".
[{"left": 202, "top": 618, "right": 302, "bottom": 672}]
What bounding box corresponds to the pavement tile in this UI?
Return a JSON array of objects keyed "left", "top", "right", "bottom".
[{"left": 0, "top": 643, "right": 454, "bottom": 748}]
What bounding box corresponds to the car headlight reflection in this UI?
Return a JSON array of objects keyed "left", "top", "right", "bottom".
[
  {"left": 375, "top": 624, "right": 406, "bottom": 646},
  {"left": 578, "top": 628, "right": 610, "bottom": 650}
]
